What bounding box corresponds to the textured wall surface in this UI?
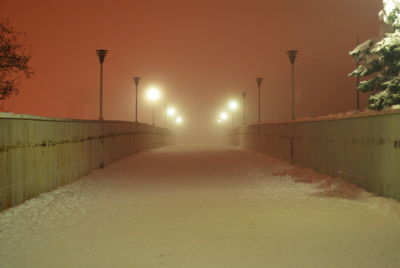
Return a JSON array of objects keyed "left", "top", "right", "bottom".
[
  {"left": 229, "top": 110, "right": 400, "bottom": 200},
  {"left": 0, "top": 115, "right": 173, "bottom": 211}
]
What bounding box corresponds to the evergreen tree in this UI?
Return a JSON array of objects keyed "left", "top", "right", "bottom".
[{"left": 349, "top": 0, "right": 400, "bottom": 110}]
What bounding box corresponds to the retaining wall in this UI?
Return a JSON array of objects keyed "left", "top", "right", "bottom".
[
  {"left": 228, "top": 110, "right": 400, "bottom": 200},
  {"left": 0, "top": 114, "right": 174, "bottom": 211}
]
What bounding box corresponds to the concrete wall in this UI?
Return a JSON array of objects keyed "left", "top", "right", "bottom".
[
  {"left": 0, "top": 115, "right": 174, "bottom": 211},
  {"left": 228, "top": 110, "right": 400, "bottom": 200}
]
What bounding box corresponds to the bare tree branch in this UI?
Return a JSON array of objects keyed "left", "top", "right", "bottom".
[{"left": 0, "top": 18, "right": 33, "bottom": 100}]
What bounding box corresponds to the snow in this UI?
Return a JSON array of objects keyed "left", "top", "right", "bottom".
[
  {"left": 0, "top": 112, "right": 63, "bottom": 120},
  {"left": 1, "top": 144, "right": 400, "bottom": 268},
  {"left": 296, "top": 107, "right": 400, "bottom": 122},
  {"left": 0, "top": 112, "right": 92, "bottom": 122},
  {"left": 392, "top": 104, "right": 400, "bottom": 109},
  {"left": 254, "top": 108, "right": 400, "bottom": 125},
  {"left": 382, "top": 0, "right": 400, "bottom": 22},
  {"left": 349, "top": 39, "right": 373, "bottom": 56}
]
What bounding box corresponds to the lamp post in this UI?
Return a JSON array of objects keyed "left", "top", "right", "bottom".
[
  {"left": 175, "top": 116, "right": 183, "bottom": 125},
  {"left": 133, "top": 77, "right": 140, "bottom": 122},
  {"left": 256, "top": 77, "right": 263, "bottom": 123},
  {"left": 147, "top": 87, "right": 161, "bottom": 127},
  {"left": 242, "top": 92, "right": 247, "bottom": 125},
  {"left": 220, "top": 112, "right": 228, "bottom": 122},
  {"left": 228, "top": 100, "right": 238, "bottom": 128},
  {"left": 96, "top": 49, "right": 108, "bottom": 121},
  {"left": 287, "top": 50, "right": 299, "bottom": 120},
  {"left": 166, "top": 106, "right": 176, "bottom": 128},
  {"left": 287, "top": 50, "right": 299, "bottom": 163}
]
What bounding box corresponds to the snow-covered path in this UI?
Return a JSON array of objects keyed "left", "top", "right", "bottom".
[{"left": 1, "top": 145, "right": 400, "bottom": 268}]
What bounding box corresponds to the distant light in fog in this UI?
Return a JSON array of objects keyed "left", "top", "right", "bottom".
[
  {"left": 176, "top": 117, "right": 183, "bottom": 124},
  {"left": 217, "top": 119, "right": 222, "bottom": 123},
  {"left": 228, "top": 100, "right": 239, "bottom": 110},
  {"left": 167, "top": 107, "right": 176, "bottom": 116},
  {"left": 147, "top": 87, "right": 161, "bottom": 102},
  {"left": 383, "top": 0, "right": 399, "bottom": 16},
  {"left": 220, "top": 112, "right": 228, "bottom": 121}
]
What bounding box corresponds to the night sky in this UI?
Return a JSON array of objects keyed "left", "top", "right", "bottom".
[{"left": 1, "top": 0, "right": 382, "bottom": 142}]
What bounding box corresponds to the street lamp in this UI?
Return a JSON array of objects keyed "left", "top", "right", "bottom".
[
  {"left": 146, "top": 87, "right": 161, "bottom": 127},
  {"left": 287, "top": 50, "right": 299, "bottom": 120},
  {"left": 133, "top": 77, "right": 140, "bottom": 122},
  {"left": 96, "top": 49, "right": 108, "bottom": 121},
  {"left": 175, "top": 116, "right": 183, "bottom": 124},
  {"left": 256, "top": 77, "right": 263, "bottom": 123},
  {"left": 228, "top": 100, "right": 238, "bottom": 110},
  {"left": 228, "top": 100, "right": 239, "bottom": 128},
  {"left": 383, "top": 0, "right": 400, "bottom": 16},
  {"left": 167, "top": 107, "right": 176, "bottom": 116},
  {"left": 242, "top": 92, "right": 247, "bottom": 125},
  {"left": 220, "top": 111, "right": 229, "bottom": 121},
  {"left": 166, "top": 106, "right": 176, "bottom": 127}
]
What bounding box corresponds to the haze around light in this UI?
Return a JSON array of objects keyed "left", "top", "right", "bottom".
[{"left": 0, "top": 0, "right": 382, "bottom": 143}]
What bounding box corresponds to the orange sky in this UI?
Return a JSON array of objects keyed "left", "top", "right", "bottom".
[{"left": 1, "top": 0, "right": 382, "bottom": 142}]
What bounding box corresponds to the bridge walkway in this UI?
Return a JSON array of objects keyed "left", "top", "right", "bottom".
[{"left": 1, "top": 145, "right": 399, "bottom": 267}]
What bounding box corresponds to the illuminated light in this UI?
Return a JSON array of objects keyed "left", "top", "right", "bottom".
[
  {"left": 220, "top": 112, "right": 228, "bottom": 121},
  {"left": 217, "top": 119, "right": 222, "bottom": 123},
  {"left": 384, "top": 0, "right": 397, "bottom": 13},
  {"left": 228, "top": 100, "right": 239, "bottom": 110},
  {"left": 382, "top": 0, "right": 400, "bottom": 20},
  {"left": 176, "top": 117, "right": 183, "bottom": 124},
  {"left": 147, "top": 87, "right": 161, "bottom": 102},
  {"left": 167, "top": 107, "right": 176, "bottom": 116}
]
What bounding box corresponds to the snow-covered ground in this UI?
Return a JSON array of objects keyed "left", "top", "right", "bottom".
[{"left": 1, "top": 144, "right": 399, "bottom": 268}]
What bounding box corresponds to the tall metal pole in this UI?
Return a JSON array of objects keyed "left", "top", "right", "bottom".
[
  {"left": 291, "top": 63, "right": 295, "bottom": 120},
  {"left": 164, "top": 104, "right": 167, "bottom": 128},
  {"left": 100, "top": 63, "right": 103, "bottom": 120},
  {"left": 133, "top": 77, "right": 140, "bottom": 122},
  {"left": 242, "top": 91, "right": 247, "bottom": 125},
  {"left": 287, "top": 50, "right": 298, "bottom": 121},
  {"left": 152, "top": 105, "right": 155, "bottom": 127},
  {"left": 96, "top": 49, "right": 108, "bottom": 121},
  {"left": 287, "top": 50, "right": 298, "bottom": 164},
  {"left": 256, "top": 78, "right": 263, "bottom": 123}
]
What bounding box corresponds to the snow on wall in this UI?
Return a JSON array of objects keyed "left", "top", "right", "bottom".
[
  {"left": 0, "top": 115, "right": 174, "bottom": 211},
  {"left": 229, "top": 110, "right": 400, "bottom": 200}
]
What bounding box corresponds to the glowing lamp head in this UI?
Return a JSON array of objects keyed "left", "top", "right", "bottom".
[
  {"left": 176, "top": 117, "right": 183, "bottom": 124},
  {"left": 220, "top": 112, "right": 228, "bottom": 121},
  {"left": 384, "top": 0, "right": 399, "bottom": 14},
  {"left": 380, "top": 0, "right": 400, "bottom": 25},
  {"left": 167, "top": 107, "right": 176, "bottom": 116},
  {"left": 228, "top": 100, "right": 238, "bottom": 110},
  {"left": 147, "top": 87, "right": 161, "bottom": 102}
]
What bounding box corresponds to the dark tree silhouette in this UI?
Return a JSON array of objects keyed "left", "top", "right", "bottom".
[{"left": 0, "top": 19, "right": 33, "bottom": 101}]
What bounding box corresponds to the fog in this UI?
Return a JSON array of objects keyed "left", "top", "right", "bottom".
[{"left": 1, "top": 0, "right": 382, "bottom": 143}]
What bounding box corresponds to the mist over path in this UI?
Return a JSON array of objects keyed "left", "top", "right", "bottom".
[{"left": 1, "top": 145, "right": 399, "bottom": 267}]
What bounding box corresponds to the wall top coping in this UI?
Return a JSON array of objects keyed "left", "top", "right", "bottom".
[
  {"left": 252, "top": 108, "right": 400, "bottom": 126},
  {"left": 0, "top": 112, "right": 96, "bottom": 122},
  {"left": 0, "top": 112, "right": 166, "bottom": 129}
]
